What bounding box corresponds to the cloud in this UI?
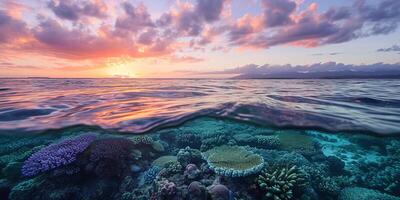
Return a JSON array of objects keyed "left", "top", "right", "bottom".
[
  {"left": 1, "top": 0, "right": 400, "bottom": 69},
  {"left": 31, "top": 18, "right": 170, "bottom": 59},
  {"left": 206, "top": 62, "right": 400, "bottom": 75},
  {"left": 261, "top": 0, "right": 296, "bottom": 27},
  {"left": 170, "top": 56, "right": 204, "bottom": 63},
  {"left": 0, "top": 10, "right": 29, "bottom": 43},
  {"left": 311, "top": 52, "right": 342, "bottom": 56},
  {"left": 377, "top": 45, "right": 400, "bottom": 52},
  {"left": 115, "top": 2, "right": 154, "bottom": 32},
  {"left": 226, "top": 0, "right": 400, "bottom": 48},
  {"left": 48, "top": 0, "right": 107, "bottom": 21},
  {"left": 196, "top": 0, "right": 226, "bottom": 22}
]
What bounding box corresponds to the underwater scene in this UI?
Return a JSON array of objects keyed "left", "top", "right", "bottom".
[{"left": 0, "top": 79, "right": 400, "bottom": 200}]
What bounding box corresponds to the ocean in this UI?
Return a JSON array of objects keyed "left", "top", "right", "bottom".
[{"left": 0, "top": 78, "right": 399, "bottom": 200}]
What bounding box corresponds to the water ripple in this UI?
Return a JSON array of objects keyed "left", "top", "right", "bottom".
[{"left": 0, "top": 78, "right": 399, "bottom": 135}]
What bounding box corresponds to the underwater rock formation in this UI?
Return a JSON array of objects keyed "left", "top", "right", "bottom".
[
  {"left": 257, "top": 165, "right": 307, "bottom": 200},
  {"left": 202, "top": 145, "right": 264, "bottom": 177},
  {"left": 21, "top": 133, "right": 97, "bottom": 177},
  {"left": 338, "top": 187, "right": 400, "bottom": 200},
  {"left": 188, "top": 181, "right": 207, "bottom": 200},
  {"left": 208, "top": 184, "right": 234, "bottom": 200}
]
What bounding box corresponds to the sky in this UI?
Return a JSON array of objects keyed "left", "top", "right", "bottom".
[{"left": 0, "top": 0, "right": 399, "bottom": 78}]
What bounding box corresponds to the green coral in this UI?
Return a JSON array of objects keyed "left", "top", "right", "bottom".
[
  {"left": 257, "top": 165, "right": 307, "bottom": 200},
  {"left": 202, "top": 145, "right": 264, "bottom": 177},
  {"left": 152, "top": 156, "right": 178, "bottom": 168},
  {"left": 277, "top": 131, "right": 317, "bottom": 156},
  {"left": 233, "top": 134, "right": 281, "bottom": 149},
  {"left": 129, "top": 136, "right": 153, "bottom": 145}
]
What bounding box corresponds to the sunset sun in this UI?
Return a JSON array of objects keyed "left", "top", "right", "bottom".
[{"left": 106, "top": 58, "right": 137, "bottom": 78}]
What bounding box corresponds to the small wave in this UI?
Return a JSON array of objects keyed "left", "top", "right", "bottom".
[
  {"left": 323, "top": 96, "right": 400, "bottom": 107},
  {"left": 0, "top": 88, "right": 10, "bottom": 92},
  {"left": 0, "top": 108, "right": 56, "bottom": 121},
  {"left": 118, "top": 91, "right": 208, "bottom": 99}
]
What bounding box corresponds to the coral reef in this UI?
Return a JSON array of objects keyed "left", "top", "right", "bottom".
[
  {"left": 184, "top": 164, "right": 201, "bottom": 180},
  {"left": 152, "top": 156, "right": 178, "bottom": 168},
  {"left": 257, "top": 165, "right": 307, "bottom": 200},
  {"left": 188, "top": 181, "right": 207, "bottom": 200},
  {"left": 1, "top": 117, "right": 400, "bottom": 200},
  {"left": 176, "top": 133, "right": 202, "bottom": 149},
  {"left": 277, "top": 131, "right": 318, "bottom": 156},
  {"left": 177, "top": 147, "right": 203, "bottom": 166},
  {"left": 338, "top": 187, "right": 400, "bottom": 200},
  {"left": 202, "top": 145, "right": 264, "bottom": 177},
  {"left": 139, "top": 166, "right": 161, "bottom": 186},
  {"left": 21, "top": 133, "right": 97, "bottom": 177},
  {"left": 208, "top": 184, "right": 233, "bottom": 200},
  {"left": 233, "top": 134, "right": 281, "bottom": 149},
  {"left": 89, "top": 137, "right": 134, "bottom": 162}
]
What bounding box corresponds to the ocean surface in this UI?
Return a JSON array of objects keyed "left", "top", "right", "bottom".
[
  {"left": 1, "top": 78, "right": 400, "bottom": 200},
  {"left": 0, "top": 78, "right": 399, "bottom": 135}
]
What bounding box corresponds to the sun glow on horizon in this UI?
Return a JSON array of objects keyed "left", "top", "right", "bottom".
[{"left": 106, "top": 57, "right": 138, "bottom": 78}]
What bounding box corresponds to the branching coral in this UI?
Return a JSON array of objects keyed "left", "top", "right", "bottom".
[
  {"left": 202, "top": 145, "right": 264, "bottom": 177},
  {"left": 257, "top": 165, "right": 307, "bottom": 200},
  {"left": 21, "top": 133, "right": 97, "bottom": 177}
]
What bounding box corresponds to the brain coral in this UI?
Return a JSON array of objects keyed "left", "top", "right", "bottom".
[
  {"left": 202, "top": 145, "right": 264, "bottom": 177},
  {"left": 21, "top": 133, "right": 97, "bottom": 177}
]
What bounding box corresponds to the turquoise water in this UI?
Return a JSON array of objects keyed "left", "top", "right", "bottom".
[{"left": 0, "top": 79, "right": 399, "bottom": 199}]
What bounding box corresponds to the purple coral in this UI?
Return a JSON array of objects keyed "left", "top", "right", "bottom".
[
  {"left": 159, "top": 179, "right": 177, "bottom": 197},
  {"left": 89, "top": 137, "right": 135, "bottom": 162},
  {"left": 21, "top": 133, "right": 97, "bottom": 177},
  {"left": 184, "top": 163, "right": 201, "bottom": 180},
  {"left": 208, "top": 184, "right": 233, "bottom": 200}
]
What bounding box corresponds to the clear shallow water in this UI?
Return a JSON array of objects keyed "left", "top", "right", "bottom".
[{"left": 0, "top": 78, "right": 399, "bottom": 135}]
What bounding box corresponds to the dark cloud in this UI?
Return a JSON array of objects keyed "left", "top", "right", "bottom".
[
  {"left": 377, "top": 45, "right": 400, "bottom": 52},
  {"left": 48, "top": 0, "right": 107, "bottom": 21},
  {"left": 323, "top": 7, "right": 352, "bottom": 21},
  {"left": 261, "top": 0, "right": 296, "bottom": 27},
  {"left": 0, "top": 10, "right": 29, "bottom": 43},
  {"left": 115, "top": 2, "right": 154, "bottom": 32},
  {"left": 156, "top": 0, "right": 227, "bottom": 38},
  {"left": 196, "top": 0, "right": 226, "bottom": 22}
]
